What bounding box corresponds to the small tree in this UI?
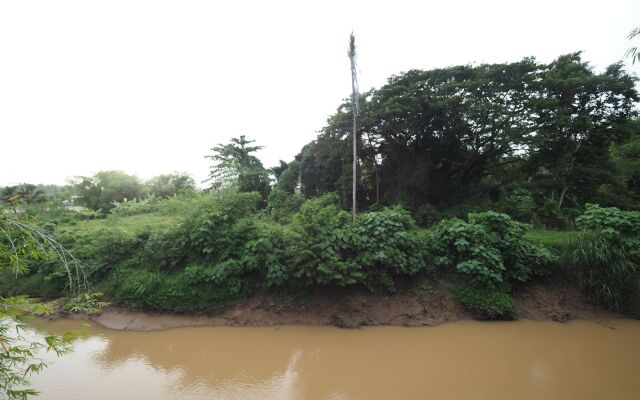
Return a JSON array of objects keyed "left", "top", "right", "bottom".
[{"left": 205, "top": 136, "right": 271, "bottom": 201}]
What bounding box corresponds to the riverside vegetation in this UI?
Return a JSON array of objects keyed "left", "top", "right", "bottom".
[{"left": 2, "top": 53, "right": 640, "bottom": 323}]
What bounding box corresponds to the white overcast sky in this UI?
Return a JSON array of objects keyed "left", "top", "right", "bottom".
[{"left": 1, "top": 0, "right": 639, "bottom": 186}]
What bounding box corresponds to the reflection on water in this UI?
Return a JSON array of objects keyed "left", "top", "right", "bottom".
[{"left": 28, "top": 319, "right": 640, "bottom": 400}]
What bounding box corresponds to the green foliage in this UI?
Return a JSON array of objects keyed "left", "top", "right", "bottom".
[
  {"left": 139, "top": 224, "right": 191, "bottom": 271},
  {"left": 428, "top": 211, "right": 556, "bottom": 318},
  {"left": 567, "top": 204, "right": 640, "bottom": 313},
  {"left": 413, "top": 203, "right": 442, "bottom": 228},
  {"left": 110, "top": 192, "right": 213, "bottom": 218},
  {"left": 239, "top": 221, "right": 298, "bottom": 287},
  {"left": 1, "top": 184, "right": 48, "bottom": 205},
  {"left": 612, "top": 123, "right": 640, "bottom": 203},
  {"left": 626, "top": 27, "right": 640, "bottom": 64},
  {"left": 43, "top": 192, "right": 430, "bottom": 312},
  {"left": 1, "top": 202, "right": 87, "bottom": 295},
  {"left": 429, "top": 212, "right": 555, "bottom": 287},
  {"left": 291, "top": 200, "right": 426, "bottom": 291},
  {"left": 0, "top": 202, "right": 82, "bottom": 399},
  {"left": 267, "top": 188, "right": 305, "bottom": 222},
  {"left": 526, "top": 229, "right": 579, "bottom": 253},
  {"left": 145, "top": 173, "right": 195, "bottom": 198},
  {"left": 189, "top": 191, "right": 261, "bottom": 260},
  {"left": 0, "top": 262, "right": 69, "bottom": 299},
  {"left": 527, "top": 55, "right": 638, "bottom": 211},
  {"left": 297, "top": 55, "right": 638, "bottom": 215},
  {"left": 205, "top": 136, "right": 271, "bottom": 203},
  {"left": 497, "top": 188, "right": 536, "bottom": 222},
  {"left": 0, "top": 301, "right": 73, "bottom": 400},
  {"left": 109, "top": 195, "right": 165, "bottom": 217},
  {"left": 568, "top": 233, "right": 639, "bottom": 313},
  {"left": 448, "top": 281, "right": 516, "bottom": 320},
  {"left": 576, "top": 204, "right": 640, "bottom": 252},
  {"left": 267, "top": 160, "right": 305, "bottom": 222},
  {"left": 108, "top": 267, "right": 251, "bottom": 313},
  {"left": 71, "top": 170, "right": 144, "bottom": 212},
  {"left": 63, "top": 292, "right": 109, "bottom": 314},
  {"left": 531, "top": 197, "right": 574, "bottom": 230}
]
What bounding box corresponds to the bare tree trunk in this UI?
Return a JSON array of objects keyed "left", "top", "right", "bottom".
[
  {"left": 364, "top": 133, "right": 380, "bottom": 204},
  {"left": 349, "top": 33, "right": 358, "bottom": 223},
  {"left": 558, "top": 140, "right": 582, "bottom": 209},
  {"left": 375, "top": 167, "right": 380, "bottom": 204},
  {"left": 558, "top": 186, "right": 568, "bottom": 210},
  {"left": 352, "top": 107, "right": 357, "bottom": 221}
]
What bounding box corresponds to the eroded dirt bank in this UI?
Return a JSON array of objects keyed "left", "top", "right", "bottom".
[{"left": 67, "top": 279, "right": 627, "bottom": 331}]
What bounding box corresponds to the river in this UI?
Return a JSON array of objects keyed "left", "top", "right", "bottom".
[{"left": 28, "top": 318, "right": 640, "bottom": 400}]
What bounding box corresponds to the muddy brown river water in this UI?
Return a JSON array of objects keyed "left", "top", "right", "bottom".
[{"left": 27, "top": 318, "right": 640, "bottom": 400}]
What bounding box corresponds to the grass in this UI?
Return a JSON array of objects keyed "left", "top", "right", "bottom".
[
  {"left": 58, "top": 213, "right": 182, "bottom": 235},
  {"left": 526, "top": 229, "right": 578, "bottom": 252}
]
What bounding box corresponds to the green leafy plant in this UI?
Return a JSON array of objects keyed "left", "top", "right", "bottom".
[
  {"left": 290, "top": 200, "right": 427, "bottom": 291},
  {"left": 568, "top": 204, "right": 640, "bottom": 313},
  {"left": 448, "top": 281, "right": 516, "bottom": 320},
  {"left": 63, "top": 292, "right": 110, "bottom": 315},
  {"left": 1, "top": 298, "right": 73, "bottom": 400},
  {"left": 427, "top": 211, "right": 556, "bottom": 318},
  {"left": 1, "top": 201, "right": 84, "bottom": 399}
]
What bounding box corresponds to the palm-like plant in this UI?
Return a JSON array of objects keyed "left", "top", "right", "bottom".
[
  {"left": 626, "top": 27, "right": 640, "bottom": 64},
  {"left": 1, "top": 200, "right": 87, "bottom": 399}
]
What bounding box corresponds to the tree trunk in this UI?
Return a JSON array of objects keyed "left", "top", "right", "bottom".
[
  {"left": 558, "top": 186, "right": 568, "bottom": 209},
  {"left": 557, "top": 140, "right": 582, "bottom": 209},
  {"left": 349, "top": 33, "right": 358, "bottom": 223}
]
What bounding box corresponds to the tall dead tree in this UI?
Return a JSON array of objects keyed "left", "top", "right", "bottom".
[{"left": 348, "top": 33, "right": 359, "bottom": 223}]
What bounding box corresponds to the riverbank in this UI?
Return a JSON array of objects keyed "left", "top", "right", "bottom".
[{"left": 63, "top": 279, "right": 624, "bottom": 331}]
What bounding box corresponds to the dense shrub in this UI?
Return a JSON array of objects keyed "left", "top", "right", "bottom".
[
  {"left": 189, "top": 191, "right": 262, "bottom": 260},
  {"left": 568, "top": 234, "right": 638, "bottom": 313},
  {"left": 7, "top": 189, "right": 572, "bottom": 316},
  {"left": 267, "top": 188, "right": 304, "bottom": 222},
  {"left": 413, "top": 203, "right": 442, "bottom": 227},
  {"left": 575, "top": 204, "right": 640, "bottom": 261},
  {"left": 239, "top": 221, "right": 298, "bottom": 287},
  {"left": 429, "top": 212, "right": 555, "bottom": 287},
  {"left": 138, "top": 224, "right": 191, "bottom": 271},
  {"left": 568, "top": 204, "right": 640, "bottom": 313},
  {"left": 110, "top": 192, "right": 213, "bottom": 218},
  {"left": 427, "top": 211, "right": 556, "bottom": 318},
  {"left": 449, "top": 280, "right": 516, "bottom": 320},
  {"left": 107, "top": 266, "right": 251, "bottom": 312},
  {"left": 267, "top": 160, "right": 305, "bottom": 222},
  {"left": 71, "top": 192, "right": 428, "bottom": 311},
  {"left": 58, "top": 226, "right": 147, "bottom": 282},
  {"left": 532, "top": 198, "right": 575, "bottom": 230},
  {"left": 497, "top": 188, "right": 536, "bottom": 223},
  {"left": 291, "top": 200, "right": 426, "bottom": 291},
  {"left": 0, "top": 263, "right": 67, "bottom": 299}
]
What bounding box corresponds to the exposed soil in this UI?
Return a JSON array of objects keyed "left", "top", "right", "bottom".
[{"left": 68, "top": 279, "right": 627, "bottom": 331}]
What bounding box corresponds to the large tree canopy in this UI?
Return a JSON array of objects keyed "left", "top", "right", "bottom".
[{"left": 297, "top": 54, "right": 638, "bottom": 214}]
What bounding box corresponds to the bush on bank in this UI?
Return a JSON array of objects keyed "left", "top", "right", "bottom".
[
  {"left": 566, "top": 204, "right": 640, "bottom": 314},
  {"left": 426, "top": 211, "right": 556, "bottom": 319},
  {"left": 2, "top": 193, "right": 638, "bottom": 320}
]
